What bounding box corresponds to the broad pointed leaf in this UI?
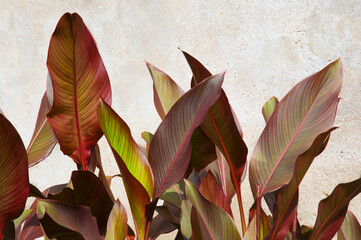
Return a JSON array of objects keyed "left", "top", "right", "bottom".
[
  {"left": 198, "top": 171, "right": 232, "bottom": 217},
  {"left": 262, "top": 96, "right": 279, "bottom": 123},
  {"left": 46, "top": 13, "right": 112, "bottom": 170},
  {"left": 267, "top": 128, "right": 336, "bottom": 240},
  {"left": 148, "top": 213, "right": 177, "bottom": 240},
  {"left": 149, "top": 73, "right": 224, "bottom": 198},
  {"left": 180, "top": 200, "right": 192, "bottom": 240},
  {"left": 309, "top": 177, "right": 361, "bottom": 240},
  {"left": 37, "top": 199, "right": 101, "bottom": 240},
  {"left": 337, "top": 210, "right": 361, "bottom": 240},
  {"left": 112, "top": 153, "right": 150, "bottom": 239},
  {"left": 146, "top": 62, "right": 184, "bottom": 119},
  {"left": 98, "top": 100, "right": 154, "bottom": 197},
  {"left": 105, "top": 199, "right": 128, "bottom": 240},
  {"left": 249, "top": 59, "right": 343, "bottom": 197},
  {"left": 161, "top": 182, "right": 185, "bottom": 207},
  {"left": 155, "top": 202, "right": 180, "bottom": 225},
  {"left": 183, "top": 51, "right": 248, "bottom": 185},
  {"left": 27, "top": 92, "right": 57, "bottom": 167},
  {"left": 185, "top": 180, "right": 242, "bottom": 240},
  {"left": 190, "top": 128, "right": 217, "bottom": 172},
  {"left": 0, "top": 114, "right": 29, "bottom": 235}
]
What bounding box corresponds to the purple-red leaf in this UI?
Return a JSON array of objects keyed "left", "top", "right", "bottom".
[
  {"left": 309, "top": 177, "right": 361, "bottom": 240},
  {"left": 250, "top": 59, "right": 343, "bottom": 197},
  {"left": 0, "top": 114, "right": 29, "bottom": 236},
  {"left": 46, "top": 12, "right": 112, "bottom": 170},
  {"left": 337, "top": 210, "right": 361, "bottom": 240},
  {"left": 149, "top": 72, "right": 224, "bottom": 198},
  {"left": 267, "top": 128, "right": 336, "bottom": 240},
  {"left": 27, "top": 92, "right": 57, "bottom": 167}
]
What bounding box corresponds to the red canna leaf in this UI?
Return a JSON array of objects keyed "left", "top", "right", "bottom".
[
  {"left": 149, "top": 72, "right": 224, "bottom": 198},
  {"left": 250, "top": 59, "right": 343, "bottom": 197},
  {"left": 0, "top": 114, "right": 29, "bottom": 237},
  {"left": 46, "top": 12, "right": 112, "bottom": 170},
  {"left": 337, "top": 210, "right": 361, "bottom": 240}
]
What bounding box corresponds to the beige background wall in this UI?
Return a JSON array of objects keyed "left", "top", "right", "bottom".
[{"left": 0, "top": 0, "right": 360, "bottom": 238}]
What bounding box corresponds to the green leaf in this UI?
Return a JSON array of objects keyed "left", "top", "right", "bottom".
[
  {"left": 111, "top": 152, "right": 150, "bottom": 239},
  {"left": 185, "top": 180, "right": 241, "bottom": 240},
  {"left": 141, "top": 131, "right": 153, "bottom": 158},
  {"left": 27, "top": 92, "right": 57, "bottom": 167},
  {"left": 337, "top": 210, "right": 361, "bottom": 240},
  {"left": 0, "top": 114, "right": 29, "bottom": 236},
  {"left": 149, "top": 72, "right": 224, "bottom": 198},
  {"left": 105, "top": 199, "right": 128, "bottom": 240},
  {"left": 268, "top": 128, "right": 336, "bottom": 240},
  {"left": 98, "top": 99, "right": 154, "bottom": 198},
  {"left": 146, "top": 62, "right": 184, "bottom": 120},
  {"left": 262, "top": 96, "right": 279, "bottom": 123},
  {"left": 249, "top": 59, "right": 343, "bottom": 197},
  {"left": 46, "top": 13, "right": 112, "bottom": 170},
  {"left": 180, "top": 200, "right": 192, "bottom": 240},
  {"left": 309, "top": 177, "right": 361, "bottom": 240},
  {"left": 37, "top": 199, "right": 101, "bottom": 240},
  {"left": 182, "top": 51, "right": 248, "bottom": 185}
]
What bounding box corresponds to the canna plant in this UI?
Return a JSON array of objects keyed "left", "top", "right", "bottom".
[{"left": 0, "top": 12, "right": 360, "bottom": 240}]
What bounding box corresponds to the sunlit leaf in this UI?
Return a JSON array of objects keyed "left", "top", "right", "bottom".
[
  {"left": 250, "top": 59, "right": 343, "bottom": 197},
  {"left": 337, "top": 210, "right": 361, "bottom": 240},
  {"left": 37, "top": 199, "right": 101, "bottom": 240},
  {"left": 262, "top": 96, "right": 279, "bottom": 123},
  {"left": 105, "top": 199, "right": 128, "bottom": 240},
  {"left": 98, "top": 100, "right": 153, "bottom": 198},
  {"left": 309, "top": 177, "right": 361, "bottom": 240},
  {"left": 149, "top": 72, "right": 224, "bottom": 198},
  {"left": 0, "top": 114, "right": 29, "bottom": 236},
  {"left": 268, "top": 128, "right": 336, "bottom": 240},
  {"left": 185, "top": 180, "right": 241, "bottom": 240},
  {"left": 46, "top": 12, "right": 112, "bottom": 170},
  {"left": 27, "top": 92, "right": 57, "bottom": 167}
]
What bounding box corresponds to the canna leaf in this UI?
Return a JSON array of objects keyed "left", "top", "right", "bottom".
[
  {"left": 98, "top": 99, "right": 154, "bottom": 198},
  {"left": 46, "top": 12, "right": 112, "bottom": 170},
  {"left": 337, "top": 210, "right": 361, "bottom": 240},
  {"left": 141, "top": 131, "right": 153, "bottom": 158},
  {"left": 198, "top": 171, "right": 233, "bottom": 217},
  {"left": 185, "top": 180, "right": 242, "bottom": 240},
  {"left": 249, "top": 59, "right": 343, "bottom": 197},
  {"left": 309, "top": 177, "right": 361, "bottom": 240},
  {"left": 149, "top": 72, "right": 224, "bottom": 198},
  {"left": 27, "top": 92, "right": 57, "bottom": 167},
  {"left": 148, "top": 212, "right": 177, "bottom": 240},
  {"left": 37, "top": 199, "right": 101, "bottom": 240},
  {"left": 105, "top": 199, "right": 128, "bottom": 240},
  {"left": 111, "top": 153, "right": 150, "bottom": 239},
  {"left": 146, "top": 62, "right": 184, "bottom": 119},
  {"left": 180, "top": 200, "right": 192, "bottom": 240},
  {"left": 262, "top": 96, "right": 279, "bottom": 123},
  {"left": 182, "top": 51, "right": 247, "bottom": 206},
  {"left": 0, "top": 114, "right": 29, "bottom": 236},
  {"left": 267, "top": 128, "right": 336, "bottom": 240}
]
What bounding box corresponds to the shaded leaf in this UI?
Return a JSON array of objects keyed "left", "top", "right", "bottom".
[
  {"left": 27, "top": 92, "right": 57, "bottom": 167},
  {"left": 149, "top": 73, "right": 224, "bottom": 198},
  {"left": 3, "top": 222, "right": 15, "bottom": 240},
  {"left": 148, "top": 213, "right": 177, "bottom": 240},
  {"left": 198, "top": 171, "right": 233, "bottom": 217},
  {"left": 141, "top": 131, "right": 153, "bottom": 158},
  {"left": 98, "top": 100, "right": 153, "bottom": 198},
  {"left": 161, "top": 182, "right": 184, "bottom": 208},
  {"left": 180, "top": 200, "right": 192, "bottom": 240},
  {"left": 185, "top": 180, "right": 241, "bottom": 240},
  {"left": 105, "top": 199, "right": 128, "bottom": 240},
  {"left": 0, "top": 114, "right": 29, "bottom": 235},
  {"left": 146, "top": 62, "right": 184, "bottom": 120},
  {"left": 262, "top": 96, "right": 279, "bottom": 123},
  {"left": 37, "top": 199, "right": 101, "bottom": 240},
  {"left": 249, "top": 59, "right": 343, "bottom": 197},
  {"left": 155, "top": 202, "right": 180, "bottom": 225},
  {"left": 183, "top": 50, "right": 248, "bottom": 185},
  {"left": 190, "top": 128, "right": 217, "bottom": 172},
  {"left": 267, "top": 128, "right": 336, "bottom": 240},
  {"left": 309, "top": 177, "right": 361, "bottom": 240},
  {"left": 337, "top": 210, "right": 361, "bottom": 240},
  {"left": 47, "top": 12, "right": 112, "bottom": 170}
]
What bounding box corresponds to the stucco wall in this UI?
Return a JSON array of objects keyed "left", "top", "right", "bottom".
[{"left": 0, "top": 1, "right": 360, "bottom": 238}]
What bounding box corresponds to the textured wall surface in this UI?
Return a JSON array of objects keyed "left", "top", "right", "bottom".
[{"left": 0, "top": 1, "right": 360, "bottom": 238}]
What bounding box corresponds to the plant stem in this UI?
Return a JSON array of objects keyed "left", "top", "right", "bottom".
[{"left": 231, "top": 169, "right": 246, "bottom": 236}]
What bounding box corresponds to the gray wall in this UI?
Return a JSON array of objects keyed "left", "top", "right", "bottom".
[{"left": 0, "top": 1, "right": 360, "bottom": 238}]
